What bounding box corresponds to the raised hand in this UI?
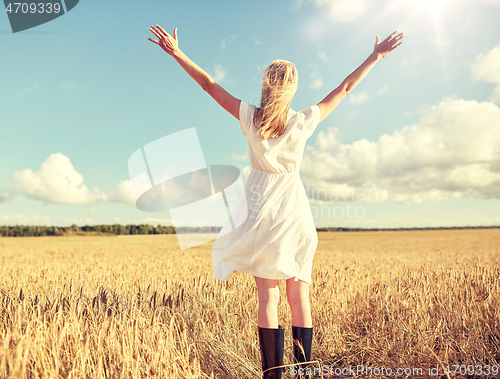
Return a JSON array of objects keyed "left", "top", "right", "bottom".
[
  {"left": 373, "top": 31, "right": 404, "bottom": 59},
  {"left": 148, "top": 25, "right": 179, "bottom": 56}
]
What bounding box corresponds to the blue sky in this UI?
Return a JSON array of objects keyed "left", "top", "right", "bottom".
[{"left": 1, "top": 0, "right": 500, "bottom": 229}]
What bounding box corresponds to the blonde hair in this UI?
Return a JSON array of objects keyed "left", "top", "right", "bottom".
[{"left": 253, "top": 60, "right": 298, "bottom": 140}]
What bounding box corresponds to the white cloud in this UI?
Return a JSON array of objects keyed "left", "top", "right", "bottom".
[
  {"left": 389, "top": 190, "right": 461, "bottom": 204},
  {"left": 0, "top": 189, "right": 12, "bottom": 204},
  {"left": 221, "top": 35, "right": 236, "bottom": 49},
  {"left": 8, "top": 153, "right": 107, "bottom": 205},
  {"left": 318, "top": 51, "right": 328, "bottom": 62},
  {"left": 242, "top": 165, "right": 251, "bottom": 182},
  {"left": 474, "top": 46, "right": 499, "bottom": 76},
  {"left": 16, "top": 81, "right": 39, "bottom": 97},
  {"left": 108, "top": 180, "right": 135, "bottom": 206},
  {"left": 471, "top": 42, "right": 500, "bottom": 104},
  {"left": 0, "top": 214, "right": 53, "bottom": 226},
  {"left": 60, "top": 217, "right": 130, "bottom": 226},
  {"left": 137, "top": 218, "right": 173, "bottom": 225},
  {"left": 460, "top": 18, "right": 472, "bottom": 34},
  {"left": 301, "top": 96, "right": 500, "bottom": 204},
  {"left": 301, "top": 17, "right": 331, "bottom": 41},
  {"left": 310, "top": 79, "right": 323, "bottom": 89},
  {"left": 61, "top": 80, "right": 77, "bottom": 91},
  {"left": 395, "top": 23, "right": 411, "bottom": 37},
  {"left": 349, "top": 91, "right": 370, "bottom": 104},
  {"left": 492, "top": 87, "right": 500, "bottom": 105},
  {"left": 231, "top": 152, "right": 248, "bottom": 161},
  {"left": 314, "top": 0, "right": 370, "bottom": 22},
  {"left": 348, "top": 85, "right": 387, "bottom": 104},
  {"left": 316, "top": 126, "right": 343, "bottom": 151},
  {"left": 433, "top": 35, "right": 451, "bottom": 47},
  {"left": 309, "top": 65, "right": 323, "bottom": 88},
  {"left": 212, "top": 64, "right": 225, "bottom": 82},
  {"left": 291, "top": 0, "right": 305, "bottom": 9},
  {"left": 377, "top": 84, "right": 389, "bottom": 96},
  {"left": 305, "top": 180, "right": 389, "bottom": 203}
]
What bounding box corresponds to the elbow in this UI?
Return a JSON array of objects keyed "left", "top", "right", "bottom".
[
  {"left": 342, "top": 82, "right": 351, "bottom": 95},
  {"left": 202, "top": 79, "right": 215, "bottom": 93}
]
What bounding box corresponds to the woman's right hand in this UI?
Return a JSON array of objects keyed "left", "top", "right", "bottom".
[
  {"left": 373, "top": 31, "right": 404, "bottom": 59},
  {"left": 148, "top": 25, "right": 179, "bottom": 57}
]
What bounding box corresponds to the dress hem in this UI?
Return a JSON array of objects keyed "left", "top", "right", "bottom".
[{"left": 213, "top": 265, "right": 312, "bottom": 285}]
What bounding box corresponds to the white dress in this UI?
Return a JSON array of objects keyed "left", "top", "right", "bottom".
[{"left": 212, "top": 100, "right": 321, "bottom": 285}]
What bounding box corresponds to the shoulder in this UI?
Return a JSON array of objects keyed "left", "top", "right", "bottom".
[
  {"left": 239, "top": 101, "right": 256, "bottom": 119},
  {"left": 292, "top": 105, "right": 321, "bottom": 139},
  {"left": 239, "top": 101, "right": 257, "bottom": 136},
  {"left": 290, "top": 105, "right": 320, "bottom": 124},
  {"left": 299, "top": 105, "right": 320, "bottom": 121}
]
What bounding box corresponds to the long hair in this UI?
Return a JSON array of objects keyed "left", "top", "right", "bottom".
[{"left": 253, "top": 60, "right": 298, "bottom": 140}]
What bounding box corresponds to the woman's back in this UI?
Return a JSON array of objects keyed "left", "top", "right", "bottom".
[
  {"left": 240, "top": 101, "right": 320, "bottom": 174},
  {"left": 212, "top": 100, "right": 321, "bottom": 285}
]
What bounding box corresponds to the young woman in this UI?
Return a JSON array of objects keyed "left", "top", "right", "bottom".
[{"left": 148, "top": 25, "right": 403, "bottom": 379}]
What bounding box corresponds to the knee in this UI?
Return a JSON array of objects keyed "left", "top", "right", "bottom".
[
  {"left": 258, "top": 291, "right": 279, "bottom": 308},
  {"left": 286, "top": 290, "right": 309, "bottom": 309}
]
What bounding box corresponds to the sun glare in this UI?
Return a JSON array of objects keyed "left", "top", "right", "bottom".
[
  {"left": 421, "top": 0, "right": 447, "bottom": 13},
  {"left": 395, "top": 0, "right": 452, "bottom": 17}
]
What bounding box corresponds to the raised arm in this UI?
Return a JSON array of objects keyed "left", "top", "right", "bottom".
[
  {"left": 148, "top": 25, "right": 240, "bottom": 120},
  {"left": 316, "top": 30, "right": 404, "bottom": 124}
]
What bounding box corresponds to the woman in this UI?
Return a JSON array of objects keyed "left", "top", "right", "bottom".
[{"left": 148, "top": 25, "right": 403, "bottom": 378}]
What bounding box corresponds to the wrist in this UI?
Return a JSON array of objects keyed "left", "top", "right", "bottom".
[
  {"left": 172, "top": 47, "right": 183, "bottom": 59},
  {"left": 371, "top": 51, "right": 383, "bottom": 61}
]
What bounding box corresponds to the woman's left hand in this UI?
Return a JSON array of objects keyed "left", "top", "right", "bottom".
[
  {"left": 148, "top": 25, "right": 179, "bottom": 56},
  {"left": 373, "top": 31, "right": 404, "bottom": 59}
]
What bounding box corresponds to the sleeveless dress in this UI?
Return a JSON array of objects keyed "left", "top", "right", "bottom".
[{"left": 211, "top": 100, "right": 321, "bottom": 285}]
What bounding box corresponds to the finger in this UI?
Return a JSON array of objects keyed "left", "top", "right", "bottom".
[
  {"left": 151, "top": 26, "right": 164, "bottom": 37},
  {"left": 173, "top": 27, "right": 178, "bottom": 40},
  {"left": 375, "top": 35, "right": 380, "bottom": 45},
  {"left": 383, "top": 35, "right": 392, "bottom": 43},
  {"left": 384, "top": 30, "right": 398, "bottom": 43},
  {"left": 390, "top": 41, "right": 403, "bottom": 51},
  {"left": 151, "top": 25, "right": 167, "bottom": 40},
  {"left": 390, "top": 36, "right": 400, "bottom": 44},
  {"left": 393, "top": 35, "right": 404, "bottom": 44},
  {"left": 149, "top": 27, "right": 162, "bottom": 39},
  {"left": 147, "top": 37, "right": 159, "bottom": 45},
  {"left": 156, "top": 25, "right": 171, "bottom": 39}
]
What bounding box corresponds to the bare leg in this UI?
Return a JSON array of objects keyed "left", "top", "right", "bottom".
[
  {"left": 286, "top": 278, "right": 312, "bottom": 327},
  {"left": 254, "top": 276, "right": 280, "bottom": 328}
]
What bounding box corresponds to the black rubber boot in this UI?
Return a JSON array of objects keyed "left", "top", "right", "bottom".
[
  {"left": 292, "top": 326, "right": 313, "bottom": 378},
  {"left": 258, "top": 325, "right": 285, "bottom": 379}
]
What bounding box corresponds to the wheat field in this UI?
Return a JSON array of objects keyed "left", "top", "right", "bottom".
[{"left": 0, "top": 229, "right": 499, "bottom": 378}]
